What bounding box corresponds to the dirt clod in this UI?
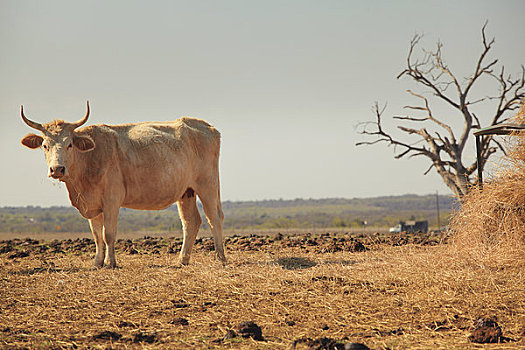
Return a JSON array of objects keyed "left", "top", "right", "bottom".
[
  {"left": 344, "top": 343, "right": 370, "bottom": 350},
  {"left": 8, "top": 250, "right": 29, "bottom": 259},
  {"left": 170, "top": 299, "right": 189, "bottom": 308},
  {"left": 285, "top": 318, "right": 296, "bottom": 326},
  {"left": 273, "top": 232, "right": 283, "bottom": 241},
  {"left": 116, "top": 321, "right": 138, "bottom": 328},
  {"left": 237, "top": 321, "right": 264, "bottom": 341},
  {"left": 293, "top": 338, "right": 370, "bottom": 350},
  {"left": 125, "top": 246, "right": 139, "bottom": 255},
  {"left": 92, "top": 330, "right": 122, "bottom": 341},
  {"left": 349, "top": 241, "right": 367, "bottom": 252},
  {"left": 292, "top": 337, "right": 346, "bottom": 350},
  {"left": 468, "top": 317, "right": 509, "bottom": 343},
  {"left": 133, "top": 331, "right": 157, "bottom": 343},
  {"left": 223, "top": 329, "right": 237, "bottom": 340},
  {"left": 169, "top": 317, "right": 189, "bottom": 326},
  {"left": 0, "top": 245, "right": 14, "bottom": 254}
]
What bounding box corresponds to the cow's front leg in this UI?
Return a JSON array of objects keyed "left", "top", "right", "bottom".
[
  {"left": 102, "top": 208, "right": 119, "bottom": 268},
  {"left": 88, "top": 213, "right": 105, "bottom": 268}
]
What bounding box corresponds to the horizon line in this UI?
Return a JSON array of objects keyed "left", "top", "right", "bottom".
[{"left": 0, "top": 192, "right": 456, "bottom": 209}]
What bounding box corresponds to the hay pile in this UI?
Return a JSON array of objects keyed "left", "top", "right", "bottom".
[{"left": 450, "top": 102, "right": 525, "bottom": 264}]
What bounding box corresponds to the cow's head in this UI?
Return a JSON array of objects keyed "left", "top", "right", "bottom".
[{"left": 20, "top": 101, "right": 95, "bottom": 181}]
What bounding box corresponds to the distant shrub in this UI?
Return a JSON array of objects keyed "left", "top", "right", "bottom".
[{"left": 332, "top": 217, "right": 346, "bottom": 228}]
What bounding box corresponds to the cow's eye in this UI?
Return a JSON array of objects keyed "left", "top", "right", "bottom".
[{"left": 43, "top": 144, "right": 48, "bottom": 150}]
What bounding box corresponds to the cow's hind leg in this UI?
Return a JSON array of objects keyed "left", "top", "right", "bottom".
[
  {"left": 177, "top": 188, "right": 202, "bottom": 265},
  {"left": 197, "top": 184, "right": 226, "bottom": 263},
  {"left": 88, "top": 213, "right": 105, "bottom": 268}
]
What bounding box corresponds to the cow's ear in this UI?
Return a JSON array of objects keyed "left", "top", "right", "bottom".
[
  {"left": 21, "top": 133, "right": 43, "bottom": 149},
  {"left": 73, "top": 134, "right": 95, "bottom": 152}
]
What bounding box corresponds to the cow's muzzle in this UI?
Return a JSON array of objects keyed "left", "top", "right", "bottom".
[{"left": 49, "top": 166, "right": 66, "bottom": 179}]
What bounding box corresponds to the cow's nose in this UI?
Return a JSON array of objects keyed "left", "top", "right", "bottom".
[{"left": 50, "top": 166, "right": 66, "bottom": 178}]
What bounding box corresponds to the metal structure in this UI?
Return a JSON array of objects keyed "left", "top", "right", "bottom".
[
  {"left": 389, "top": 220, "right": 429, "bottom": 234},
  {"left": 473, "top": 124, "right": 525, "bottom": 188}
]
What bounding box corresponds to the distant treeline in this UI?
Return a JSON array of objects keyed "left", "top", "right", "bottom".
[{"left": 0, "top": 194, "right": 456, "bottom": 233}]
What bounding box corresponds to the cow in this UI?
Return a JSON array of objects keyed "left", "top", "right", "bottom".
[{"left": 20, "top": 101, "right": 226, "bottom": 268}]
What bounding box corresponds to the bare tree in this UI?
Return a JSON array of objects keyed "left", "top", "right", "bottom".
[{"left": 357, "top": 23, "right": 525, "bottom": 199}]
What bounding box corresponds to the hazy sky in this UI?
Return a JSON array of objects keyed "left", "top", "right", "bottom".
[{"left": 1, "top": 0, "right": 524, "bottom": 207}]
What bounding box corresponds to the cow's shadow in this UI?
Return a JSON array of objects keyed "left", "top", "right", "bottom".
[
  {"left": 229, "top": 255, "right": 360, "bottom": 270},
  {"left": 274, "top": 256, "right": 318, "bottom": 270},
  {"left": 322, "top": 259, "right": 359, "bottom": 266},
  {"left": 8, "top": 266, "right": 82, "bottom": 275}
]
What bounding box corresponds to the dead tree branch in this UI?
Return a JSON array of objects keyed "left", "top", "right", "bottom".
[{"left": 357, "top": 23, "right": 525, "bottom": 198}]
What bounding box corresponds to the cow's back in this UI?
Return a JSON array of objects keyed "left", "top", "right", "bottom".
[{"left": 78, "top": 117, "right": 220, "bottom": 210}]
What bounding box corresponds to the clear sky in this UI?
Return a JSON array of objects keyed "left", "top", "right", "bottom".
[{"left": 1, "top": 0, "right": 524, "bottom": 207}]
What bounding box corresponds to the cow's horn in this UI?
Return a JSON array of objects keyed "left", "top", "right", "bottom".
[
  {"left": 71, "top": 101, "right": 90, "bottom": 129},
  {"left": 21, "top": 105, "right": 46, "bottom": 132}
]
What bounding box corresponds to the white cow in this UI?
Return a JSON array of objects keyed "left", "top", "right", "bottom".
[{"left": 20, "top": 102, "right": 225, "bottom": 268}]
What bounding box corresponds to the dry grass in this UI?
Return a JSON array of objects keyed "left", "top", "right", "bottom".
[
  {"left": 450, "top": 103, "right": 525, "bottom": 266},
  {"left": 1, "top": 239, "right": 524, "bottom": 349}
]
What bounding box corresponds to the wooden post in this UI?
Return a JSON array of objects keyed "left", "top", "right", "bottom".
[{"left": 476, "top": 135, "right": 483, "bottom": 189}]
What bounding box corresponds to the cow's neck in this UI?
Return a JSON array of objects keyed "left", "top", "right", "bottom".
[
  {"left": 63, "top": 155, "right": 96, "bottom": 215},
  {"left": 65, "top": 178, "right": 87, "bottom": 209}
]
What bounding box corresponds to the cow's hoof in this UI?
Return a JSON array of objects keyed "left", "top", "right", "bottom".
[
  {"left": 92, "top": 262, "right": 104, "bottom": 270},
  {"left": 180, "top": 256, "right": 191, "bottom": 266},
  {"left": 216, "top": 253, "right": 227, "bottom": 265}
]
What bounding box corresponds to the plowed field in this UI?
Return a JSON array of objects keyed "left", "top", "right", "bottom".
[{"left": 1, "top": 232, "right": 523, "bottom": 349}]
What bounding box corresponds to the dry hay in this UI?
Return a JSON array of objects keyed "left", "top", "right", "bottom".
[
  {"left": 1, "top": 232, "right": 524, "bottom": 349},
  {"left": 450, "top": 102, "right": 525, "bottom": 265}
]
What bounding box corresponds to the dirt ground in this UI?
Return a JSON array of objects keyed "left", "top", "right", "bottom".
[{"left": 1, "top": 231, "right": 524, "bottom": 349}]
